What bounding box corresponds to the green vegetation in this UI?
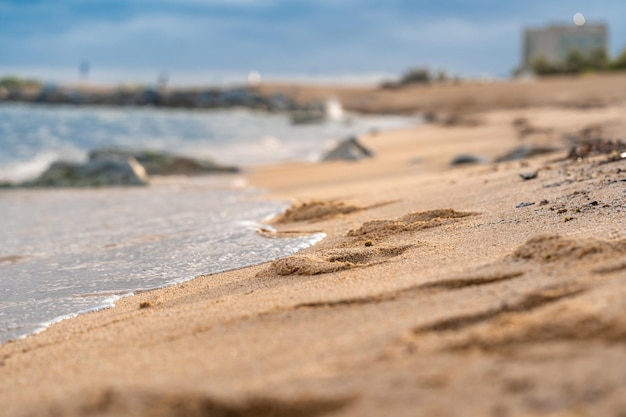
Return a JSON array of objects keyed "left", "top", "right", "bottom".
[
  {"left": 380, "top": 68, "right": 459, "bottom": 89},
  {"left": 0, "top": 76, "right": 41, "bottom": 89},
  {"left": 529, "top": 47, "right": 626, "bottom": 75},
  {"left": 612, "top": 48, "right": 626, "bottom": 70},
  {"left": 398, "top": 68, "right": 432, "bottom": 84}
]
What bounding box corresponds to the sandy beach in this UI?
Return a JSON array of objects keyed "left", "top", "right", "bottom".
[{"left": 1, "top": 75, "right": 626, "bottom": 416}]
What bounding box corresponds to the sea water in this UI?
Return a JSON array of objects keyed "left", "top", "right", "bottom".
[
  {"left": 0, "top": 103, "right": 414, "bottom": 182},
  {"left": 0, "top": 103, "right": 416, "bottom": 344}
]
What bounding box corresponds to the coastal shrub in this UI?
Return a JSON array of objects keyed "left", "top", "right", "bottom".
[
  {"left": 588, "top": 48, "right": 610, "bottom": 71},
  {"left": 531, "top": 56, "right": 561, "bottom": 75},
  {"left": 380, "top": 68, "right": 458, "bottom": 89},
  {"left": 399, "top": 68, "right": 432, "bottom": 84},
  {"left": 529, "top": 47, "right": 624, "bottom": 76},
  {"left": 563, "top": 49, "right": 586, "bottom": 73},
  {"left": 0, "top": 76, "right": 41, "bottom": 89},
  {"left": 611, "top": 48, "right": 626, "bottom": 70}
]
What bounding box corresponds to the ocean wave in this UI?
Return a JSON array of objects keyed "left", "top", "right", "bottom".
[{"left": 0, "top": 149, "right": 86, "bottom": 183}]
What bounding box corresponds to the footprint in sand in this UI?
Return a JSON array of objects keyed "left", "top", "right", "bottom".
[
  {"left": 401, "top": 235, "right": 626, "bottom": 352},
  {"left": 346, "top": 209, "right": 477, "bottom": 241},
  {"left": 510, "top": 235, "right": 626, "bottom": 267},
  {"left": 413, "top": 284, "right": 586, "bottom": 335},
  {"left": 268, "top": 199, "right": 395, "bottom": 225},
  {"left": 269, "top": 200, "right": 364, "bottom": 224},
  {"left": 259, "top": 208, "right": 477, "bottom": 277},
  {"left": 258, "top": 245, "right": 411, "bottom": 277},
  {"left": 442, "top": 284, "right": 626, "bottom": 352}
]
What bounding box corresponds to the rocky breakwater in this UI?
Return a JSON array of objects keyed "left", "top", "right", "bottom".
[
  {"left": 0, "top": 85, "right": 311, "bottom": 113},
  {"left": 12, "top": 149, "right": 239, "bottom": 188}
]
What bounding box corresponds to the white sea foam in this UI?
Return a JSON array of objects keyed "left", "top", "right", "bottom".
[
  {"left": 0, "top": 149, "right": 85, "bottom": 183},
  {"left": 26, "top": 292, "right": 133, "bottom": 340}
]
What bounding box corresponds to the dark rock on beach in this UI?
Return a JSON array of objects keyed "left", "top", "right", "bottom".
[
  {"left": 321, "top": 137, "right": 374, "bottom": 162},
  {"left": 450, "top": 154, "right": 487, "bottom": 166},
  {"left": 495, "top": 145, "right": 561, "bottom": 162},
  {"left": 520, "top": 171, "right": 538, "bottom": 180},
  {"left": 88, "top": 149, "right": 239, "bottom": 176}
]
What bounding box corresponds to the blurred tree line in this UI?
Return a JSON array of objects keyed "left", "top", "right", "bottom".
[
  {"left": 380, "top": 68, "right": 460, "bottom": 88},
  {"left": 0, "top": 76, "right": 42, "bottom": 89},
  {"left": 383, "top": 46, "right": 626, "bottom": 88},
  {"left": 528, "top": 47, "right": 626, "bottom": 76}
]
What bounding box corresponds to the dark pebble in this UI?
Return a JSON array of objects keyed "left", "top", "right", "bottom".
[
  {"left": 520, "top": 171, "right": 538, "bottom": 180},
  {"left": 450, "top": 154, "right": 486, "bottom": 166}
]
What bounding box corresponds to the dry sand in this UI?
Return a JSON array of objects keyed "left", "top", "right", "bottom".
[
  {"left": 2, "top": 76, "right": 626, "bottom": 417},
  {"left": 258, "top": 72, "right": 626, "bottom": 114}
]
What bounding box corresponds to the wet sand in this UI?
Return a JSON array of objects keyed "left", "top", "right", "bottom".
[{"left": 1, "top": 76, "right": 626, "bottom": 416}]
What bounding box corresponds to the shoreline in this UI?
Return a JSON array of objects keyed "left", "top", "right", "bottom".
[
  {"left": 2, "top": 72, "right": 626, "bottom": 115},
  {"left": 0, "top": 176, "right": 330, "bottom": 345},
  {"left": 1, "top": 90, "right": 625, "bottom": 415}
]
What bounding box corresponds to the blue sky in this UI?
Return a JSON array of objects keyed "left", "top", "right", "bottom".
[{"left": 1, "top": 0, "right": 625, "bottom": 85}]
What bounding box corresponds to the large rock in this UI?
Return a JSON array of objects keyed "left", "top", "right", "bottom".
[
  {"left": 290, "top": 109, "right": 325, "bottom": 125},
  {"left": 30, "top": 155, "right": 149, "bottom": 187},
  {"left": 321, "top": 137, "right": 374, "bottom": 162},
  {"left": 88, "top": 148, "right": 239, "bottom": 176}
]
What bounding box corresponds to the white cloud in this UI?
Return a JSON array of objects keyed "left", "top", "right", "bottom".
[
  {"left": 56, "top": 15, "right": 217, "bottom": 45},
  {"left": 389, "top": 17, "right": 519, "bottom": 47}
]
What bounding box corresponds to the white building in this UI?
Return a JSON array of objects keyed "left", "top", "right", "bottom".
[{"left": 522, "top": 23, "right": 608, "bottom": 69}]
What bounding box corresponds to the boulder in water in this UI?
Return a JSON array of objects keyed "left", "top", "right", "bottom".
[
  {"left": 88, "top": 148, "right": 239, "bottom": 176},
  {"left": 290, "top": 109, "right": 325, "bottom": 125},
  {"left": 30, "top": 155, "right": 149, "bottom": 187}
]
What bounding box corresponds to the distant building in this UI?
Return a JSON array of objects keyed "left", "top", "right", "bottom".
[{"left": 522, "top": 23, "right": 608, "bottom": 69}]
